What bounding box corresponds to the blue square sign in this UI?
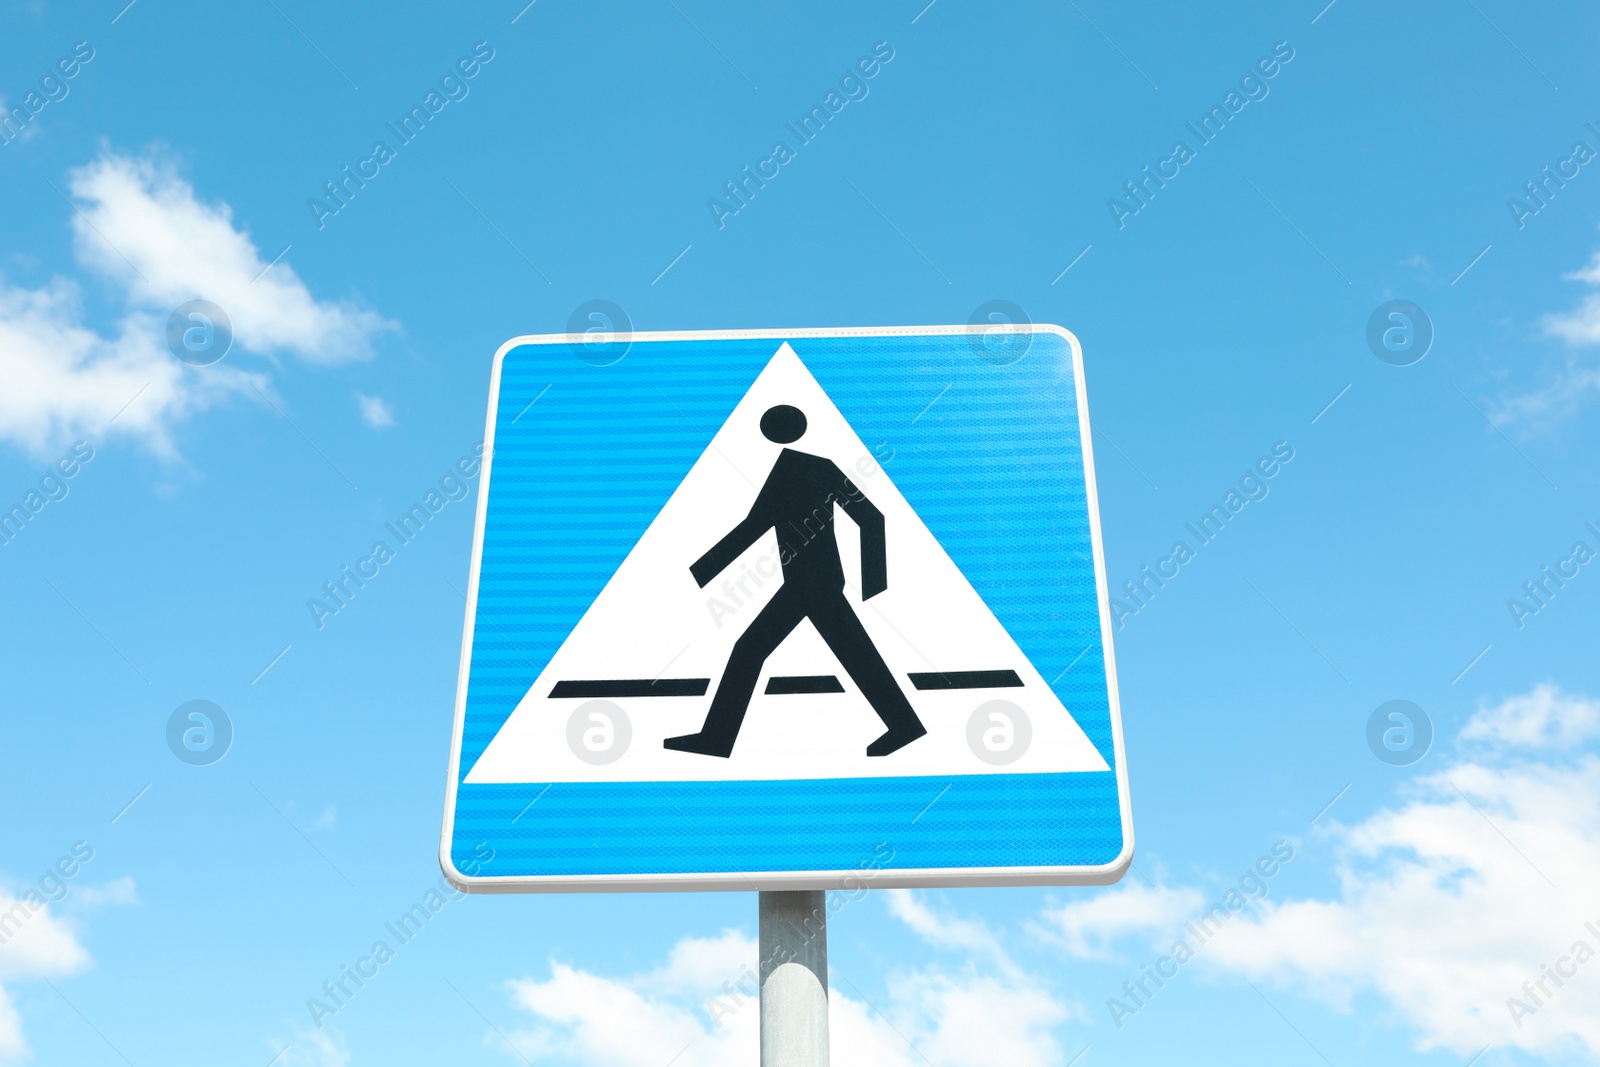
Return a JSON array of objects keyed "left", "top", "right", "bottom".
[{"left": 440, "top": 326, "right": 1132, "bottom": 891}]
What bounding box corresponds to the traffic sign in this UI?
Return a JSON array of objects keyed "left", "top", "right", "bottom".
[{"left": 440, "top": 326, "right": 1132, "bottom": 891}]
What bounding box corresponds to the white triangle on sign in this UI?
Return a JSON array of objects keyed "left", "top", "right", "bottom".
[{"left": 465, "top": 343, "right": 1110, "bottom": 784}]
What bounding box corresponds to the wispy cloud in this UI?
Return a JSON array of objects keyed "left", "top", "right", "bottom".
[
  {"left": 1545, "top": 248, "right": 1600, "bottom": 345},
  {"left": 1497, "top": 246, "right": 1600, "bottom": 425},
  {"left": 0, "top": 149, "right": 394, "bottom": 459},
  {"left": 355, "top": 393, "right": 394, "bottom": 429},
  {"left": 266, "top": 1026, "right": 349, "bottom": 1067},
  {"left": 69, "top": 877, "right": 139, "bottom": 908},
  {"left": 1033, "top": 881, "right": 1204, "bottom": 961},
  {"left": 1461, "top": 682, "right": 1600, "bottom": 749}
]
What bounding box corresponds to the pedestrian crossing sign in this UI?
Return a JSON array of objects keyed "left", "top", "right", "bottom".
[{"left": 441, "top": 326, "right": 1132, "bottom": 891}]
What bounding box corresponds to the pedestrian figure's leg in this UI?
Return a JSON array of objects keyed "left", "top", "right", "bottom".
[
  {"left": 807, "top": 592, "right": 927, "bottom": 756},
  {"left": 664, "top": 585, "right": 807, "bottom": 757}
]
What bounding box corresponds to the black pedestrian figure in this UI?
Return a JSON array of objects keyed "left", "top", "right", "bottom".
[{"left": 664, "top": 404, "right": 928, "bottom": 759}]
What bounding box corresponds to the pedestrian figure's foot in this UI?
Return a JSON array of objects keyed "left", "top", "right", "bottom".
[
  {"left": 865, "top": 722, "right": 927, "bottom": 757},
  {"left": 663, "top": 731, "right": 735, "bottom": 758}
]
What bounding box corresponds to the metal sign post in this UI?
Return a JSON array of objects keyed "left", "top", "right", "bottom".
[{"left": 759, "top": 891, "right": 829, "bottom": 1067}]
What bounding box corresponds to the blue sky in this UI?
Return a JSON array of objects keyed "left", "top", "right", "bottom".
[{"left": 3, "top": 0, "right": 1600, "bottom": 1065}]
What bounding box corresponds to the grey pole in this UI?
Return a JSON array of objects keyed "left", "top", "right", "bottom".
[{"left": 758, "top": 890, "right": 830, "bottom": 1067}]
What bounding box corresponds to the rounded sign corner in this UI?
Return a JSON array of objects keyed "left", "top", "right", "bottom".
[
  {"left": 438, "top": 838, "right": 479, "bottom": 894},
  {"left": 1092, "top": 831, "right": 1135, "bottom": 887}
]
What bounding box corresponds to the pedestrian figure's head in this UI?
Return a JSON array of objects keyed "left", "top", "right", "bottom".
[{"left": 760, "top": 405, "right": 806, "bottom": 444}]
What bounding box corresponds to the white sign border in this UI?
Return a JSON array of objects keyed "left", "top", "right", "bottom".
[{"left": 439, "top": 324, "right": 1134, "bottom": 893}]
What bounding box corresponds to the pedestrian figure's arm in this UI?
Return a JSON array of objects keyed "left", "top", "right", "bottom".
[
  {"left": 690, "top": 509, "right": 769, "bottom": 588},
  {"left": 834, "top": 472, "right": 887, "bottom": 599}
]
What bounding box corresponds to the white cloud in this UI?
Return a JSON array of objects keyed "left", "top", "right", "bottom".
[
  {"left": 0, "top": 895, "right": 89, "bottom": 982},
  {"left": 0, "top": 149, "right": 393, "bottom": 459},
  {"left": 880, "top": 892, "right": 1076, "bottom": 1066},
  {"left": 268, "top": 1027, "right": 349, "bottom": 1067},
  {"left": 504, "top": 930, "right": 761, "bottom": 1067},
  {"left": 0, "top": 991, "right": 21, "bottom": 1066},
  {"left": 1546, "top": 248, "right": 1600, "bottom": 346},
  {"left": 355, "top": 393, "right": 394, "bottom": 429},
  {"left": 67, "top": 153, "right": 389, "bottom": 363},
  {"left": 509, "top": 957, "right": 733, "bottom": 1066},
  {"left": 884, "top": 890, "right": 1004, "bottom": 960},
  {"left": 1034, "top": 882, "right": 1204, "bottom": 961},
  {"left": 0, "top": 97, "right": 42, "bottom": 147},
  {"left": 637, "top": 927, "right": 753, "bottom": 991},
  {"left": 1461, "top": 682, "right": 1600, "bottom": 749},
  {"left": 1493, "top": 358, "right": 1600, "bottom": 425},
  {"left": 0, "top": 885, "right": 93, "bottom": 1064},
  {"left": 70, "top": 878, "right": 138, "bottom": 909},
  {"left": 883, "top": 969, "right": 1070, "bottom": 1067},
  {"left": 1570, "top": 253, "right": 1600, "bottom": 286},
  {"left": 0, "top": 281, "right": 256, "bottom": 458},
  {"left": 1196, "top": 686, "right": 1600, "bottom": 1059},
  {"left": 1499, "top": 246, "right": 1600, "bottom": 424},
  {"left": 498, "top": 907, "right": 1074, "bottom": 1067}
]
